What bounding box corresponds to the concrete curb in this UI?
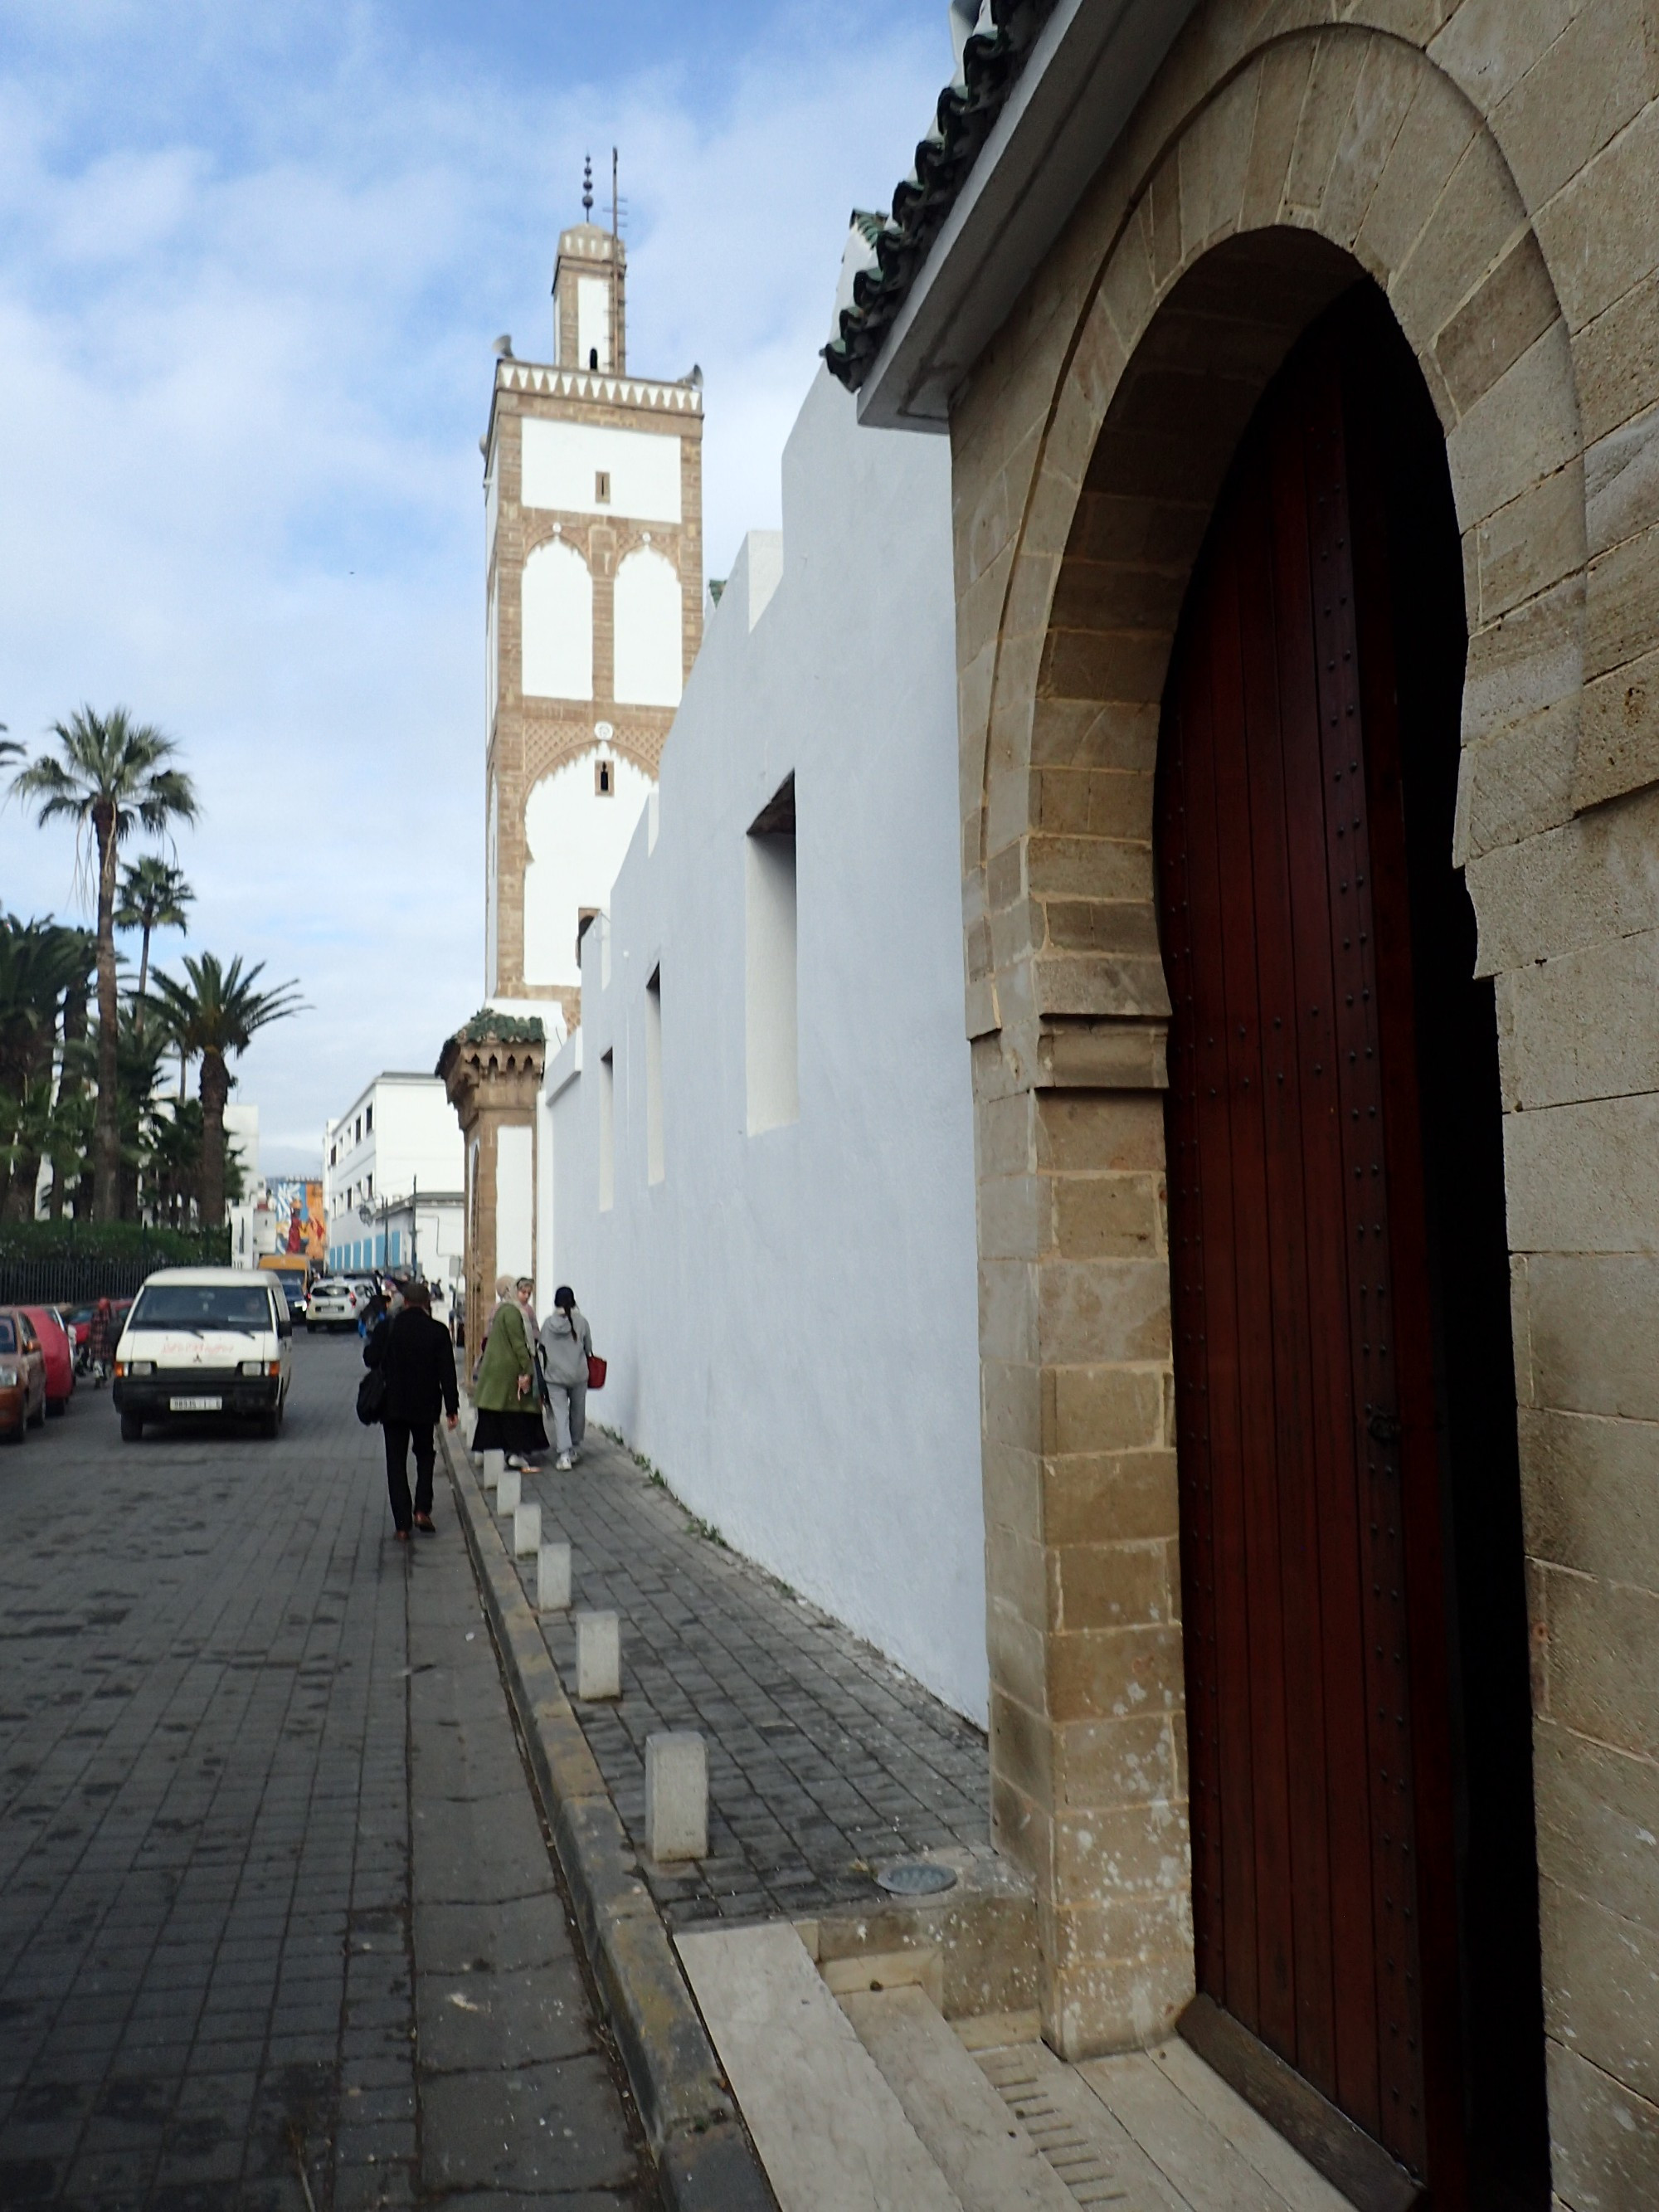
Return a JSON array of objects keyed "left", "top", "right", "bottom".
[{"left": 440, "top": 1426, "right": 776, "bottom": 2212}]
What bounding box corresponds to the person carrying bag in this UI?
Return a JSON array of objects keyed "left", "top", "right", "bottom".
[{"left": 538, "top": 1284, "right": 595, "bottom": 1473}]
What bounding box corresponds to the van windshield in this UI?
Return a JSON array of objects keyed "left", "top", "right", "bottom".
[
  {"left": 0, "top": 1318, "right": 15, "bottom": 1352},
  {"left": 129, "top": 1284, "right": 275, "bottom": 1333}
]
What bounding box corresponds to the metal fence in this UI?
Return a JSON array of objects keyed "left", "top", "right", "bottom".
[{"left": 0, "top": 1235, "right": 231, "bottom": 1308}]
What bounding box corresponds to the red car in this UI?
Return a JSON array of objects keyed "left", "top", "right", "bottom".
[{"left": 20, "top": 1306, "right": 74, "bottom": 1415}]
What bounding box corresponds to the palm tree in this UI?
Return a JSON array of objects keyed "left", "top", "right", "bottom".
[
  {"left": 115, "top": 855, "right": 193, "bottom": 1016},
  {"left": 9, "top": 709, "right": 197, "bottom": 1220},
  {"left": 148, "top": 953, "right": 304, "bottom": 1225}
]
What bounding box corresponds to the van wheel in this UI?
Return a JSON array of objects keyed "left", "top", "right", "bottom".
[
  {"left": 46, "top": 1399, "right": 66, "bottom": 1418},
  {"left": 261, "top": 1403, "right": 283, "bottom": 1440},
  {"left": 120, "top": 1411, "right": 144, "bottom": 1442}
]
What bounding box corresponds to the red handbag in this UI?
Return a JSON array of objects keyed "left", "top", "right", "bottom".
[{"left": 586, "top": 1353, "right": 607, "bottom": 1391}]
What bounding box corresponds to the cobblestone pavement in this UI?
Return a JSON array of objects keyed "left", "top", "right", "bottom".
[
  {"left": 0, "top": 1335, "right": 649, "bottom": 2210},
  {"left": 497, "top": 1427, "right": 990, "bottom": 1930}
]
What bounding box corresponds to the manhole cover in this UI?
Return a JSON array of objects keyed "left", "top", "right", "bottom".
[{"left": 876, "top": 1860, "right": 958, "bottom": 1896}]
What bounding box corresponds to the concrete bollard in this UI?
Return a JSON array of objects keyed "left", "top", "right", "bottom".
[
  {"left": 497, "top": 1465, "right": 522, "bottom": 1517},
  {"left": 513, "top": 1500, "right": 542, "bottom": 1558},
  {"left": 480, "top": 1447, "right": 504, "bottom": 1491},
  {"left": 538, "top": 1540, "right": 572, "bottom": 1611},
  {"left": 575, "top": 1610, "right": 620, "bottom": 1701},
  {"left": 645, "top": 1732, "right": 708, "bottom": 1862}
]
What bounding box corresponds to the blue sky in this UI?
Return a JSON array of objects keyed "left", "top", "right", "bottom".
[{"left": 0, "top": 0, "right": 949, "bottom": 1173}]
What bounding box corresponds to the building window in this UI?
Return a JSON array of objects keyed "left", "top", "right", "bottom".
[
  {"left": 595, "top": 758, "right": 613, "bottom": 796},
  {"left": 746, "top": 774, "right": 798, "bottom": 1134},
  {"left": 365, "top": 1105, "right": 372, "bottom": 1133},
  {"left": 577, "top": 909, "right": 600, "bottom": 969},
  {"left": 595, "top": 470, "right": 611, "bottom": 504},
  {"left": 599, "top": 1050, "right": 615, "bottom": 1211},
  {"left": 645, "top": 967, "right": 664, "bottom": 1186}
]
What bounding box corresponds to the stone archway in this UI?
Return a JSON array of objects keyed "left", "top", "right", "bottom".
[{"left": 956, "top": 23, "right": 1584, "bottom": 2075}]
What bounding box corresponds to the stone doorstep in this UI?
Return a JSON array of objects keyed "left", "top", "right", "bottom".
[{"left": 438, "top": 1424, "right": 776, "bottom": 2212}]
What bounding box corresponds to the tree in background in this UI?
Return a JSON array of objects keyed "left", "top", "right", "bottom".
[
  {"left": 9, "top": 709, "right": 197, "bottom": 1222},
  {"left": 116, "top": 856, "right": 193, "bottom": 1017},
  {"left": 148, "top": 954, "right": 304, "bottom": 1226},
  {"left": 0, "top": 916, "right": 95, "bottom": 1222}
]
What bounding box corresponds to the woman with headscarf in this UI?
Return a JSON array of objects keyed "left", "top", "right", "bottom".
[{"left": 470, "top": 1272, "right": 547, "bottom": 1469}]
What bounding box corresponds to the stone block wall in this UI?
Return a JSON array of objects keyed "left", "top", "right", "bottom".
[{"left": 943, "top": 2, "right": 1659, "bottom": 2197}]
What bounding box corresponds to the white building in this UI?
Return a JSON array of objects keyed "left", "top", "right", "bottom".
[
  {"left": 535, "top": 352, "right": 985, "bottom": 1722},
  {"left": 324, "top": 1073, "right": 465, "bottom": 1279}
]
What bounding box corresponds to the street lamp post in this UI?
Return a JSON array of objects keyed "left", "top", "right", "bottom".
[{"left": 358, "top": 1191, "right": 399, "bottom": 1277}]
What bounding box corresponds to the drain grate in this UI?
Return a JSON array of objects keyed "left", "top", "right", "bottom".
[
  {"left": 875, "top": 1859, "right": 958, "bottom": 1896},
  {"left": 977, "top": 2049, "right": 1133, "bottom": 2205}
]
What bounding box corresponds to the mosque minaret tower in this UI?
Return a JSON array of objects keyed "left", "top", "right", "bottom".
[{"left": 481, "top": 154, "right": 703, "bottom": 1032}]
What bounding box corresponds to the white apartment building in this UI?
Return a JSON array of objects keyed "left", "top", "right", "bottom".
[{"left": 324, "top": 1073, "right": 464, "bottom": 1279}]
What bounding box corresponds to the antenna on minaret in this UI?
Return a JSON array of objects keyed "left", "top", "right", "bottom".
[
  {"left": 581, "top": 153, "right": 593, "bottom": 217},
  {"left": 611, "top": 146, "right": 626, "bottom": 376}
]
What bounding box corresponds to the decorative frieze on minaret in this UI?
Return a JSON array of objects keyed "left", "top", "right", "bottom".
[{"left": 482, "top": 153, "right": 703, "bottom": 1030}]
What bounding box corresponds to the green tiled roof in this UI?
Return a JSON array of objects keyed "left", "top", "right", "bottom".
[{"left": 824, "top": 2, "right": 1053, "bottom": 392}]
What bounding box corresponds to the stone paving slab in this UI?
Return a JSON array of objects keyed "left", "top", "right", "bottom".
[
  {"left": 488, "top": 1425, "right": 990, "bottom": 1929},
  {"left": 0, "top": 1337, "right": 650, "bottom": 2210}
]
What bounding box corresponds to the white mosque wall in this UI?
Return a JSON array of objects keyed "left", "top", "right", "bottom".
[
  {"left": 522, "top": 538, "right": 592, "bottom": 699},
  {"left": 614, "top": 547, "right": 683, "bottom": 707},
  {"left": 522, "top": 752, "right": 654, "bottom": 990},
  {"left": 539, "top": 368, "right": 985, "bottom": 1724},
  {"left": 519, "top": 417, "right": 682, "bottom": 524}
]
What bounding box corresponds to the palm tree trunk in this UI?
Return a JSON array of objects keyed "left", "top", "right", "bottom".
[
  {"left": 199, "top": 1048, "right": 230, "bottom": 1227},
  {"left": 92, "top": 803, "right": 120, "bottom": 1220},
  {"left": 136, "top": 923, "right": 153, "bottom": 1021}
]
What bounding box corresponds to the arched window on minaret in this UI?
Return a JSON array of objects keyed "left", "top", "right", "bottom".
[
  {"left": 522, "top": 752, "right": 653, "bottom": 987},
  {"left": 614, "top": 545, "right": 682, "bottom": 707},
  {"left": 522, "top": 538, "right": 592, "bottom": 700}
]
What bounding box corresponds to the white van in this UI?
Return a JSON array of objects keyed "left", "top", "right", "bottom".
[{"left": 113, "top": 1266, "right": 293, "bottom": 1441}]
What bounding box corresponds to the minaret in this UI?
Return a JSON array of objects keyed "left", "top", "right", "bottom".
[{"left": 480, "top": 153, "right": 703, "bottom": 1031}]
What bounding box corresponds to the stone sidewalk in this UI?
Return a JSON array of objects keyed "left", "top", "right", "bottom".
[{"left": 484, "top": 1425, "right": 991, "bottom": 1931}]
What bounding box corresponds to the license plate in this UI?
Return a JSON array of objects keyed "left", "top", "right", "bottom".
[{"left": 169, "top": 1395, "right": 222, "bottom": 1412}]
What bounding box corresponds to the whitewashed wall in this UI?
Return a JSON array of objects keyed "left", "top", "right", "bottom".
[{"left": 540, "top": 368, "right": 985, "bottom": 1722}]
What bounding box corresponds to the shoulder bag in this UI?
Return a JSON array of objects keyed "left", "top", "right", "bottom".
[{"left": 356, "top": 1365, "right": 387, "bottom": 1425}]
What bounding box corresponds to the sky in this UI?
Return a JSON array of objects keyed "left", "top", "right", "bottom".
[{"left": 0, "top": 0, "right": 949, "bottom": 1176}]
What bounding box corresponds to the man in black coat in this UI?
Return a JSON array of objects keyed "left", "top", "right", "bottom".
[{"left": 366, "top": 1279, "right": 459, "bottom": 1538}]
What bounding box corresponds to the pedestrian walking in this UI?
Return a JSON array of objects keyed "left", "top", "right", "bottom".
[
  {"left": 471, "top": 1272, "right": 547, "bottom": 1469},
  {"left": 538, "top": 1285, "right": 592, "bottom": 1472},
  {"left": 87, "top": 1297, "right": 116, "bottom": 1387},
  {"left": 363, "top": 1279, "right": 458, "bottom": 1539}
]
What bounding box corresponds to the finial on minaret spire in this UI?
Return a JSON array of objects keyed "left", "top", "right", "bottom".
[{"left": 581, "top": 154, "right": 593, "bottom": 217}]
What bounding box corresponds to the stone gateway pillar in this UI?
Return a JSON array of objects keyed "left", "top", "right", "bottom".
[{"left": 437, "top": 1013, "right": 547, "bottom": 1362}]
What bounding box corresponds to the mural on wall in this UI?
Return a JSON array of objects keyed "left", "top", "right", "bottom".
[{"left": 268, "top": 1177, "right": 326, "bottom": 1263}]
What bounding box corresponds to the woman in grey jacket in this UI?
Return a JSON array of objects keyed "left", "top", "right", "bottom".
[{"left": 538, "top": 1285, "right": 592, "bottom": 1472}]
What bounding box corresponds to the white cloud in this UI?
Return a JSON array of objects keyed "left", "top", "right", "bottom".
[{"left": 0, "top": 3, "right": 947, "bottom": 1172}]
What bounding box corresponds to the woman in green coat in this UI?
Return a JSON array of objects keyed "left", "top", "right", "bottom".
[{"left": 470, "top": 1274, "right": 547, "bottom": 1467}]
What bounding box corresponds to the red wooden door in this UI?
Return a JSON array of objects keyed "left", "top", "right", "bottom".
[{"left": 1156, "top": 308, "right": 1464, "bottom": 2196}]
